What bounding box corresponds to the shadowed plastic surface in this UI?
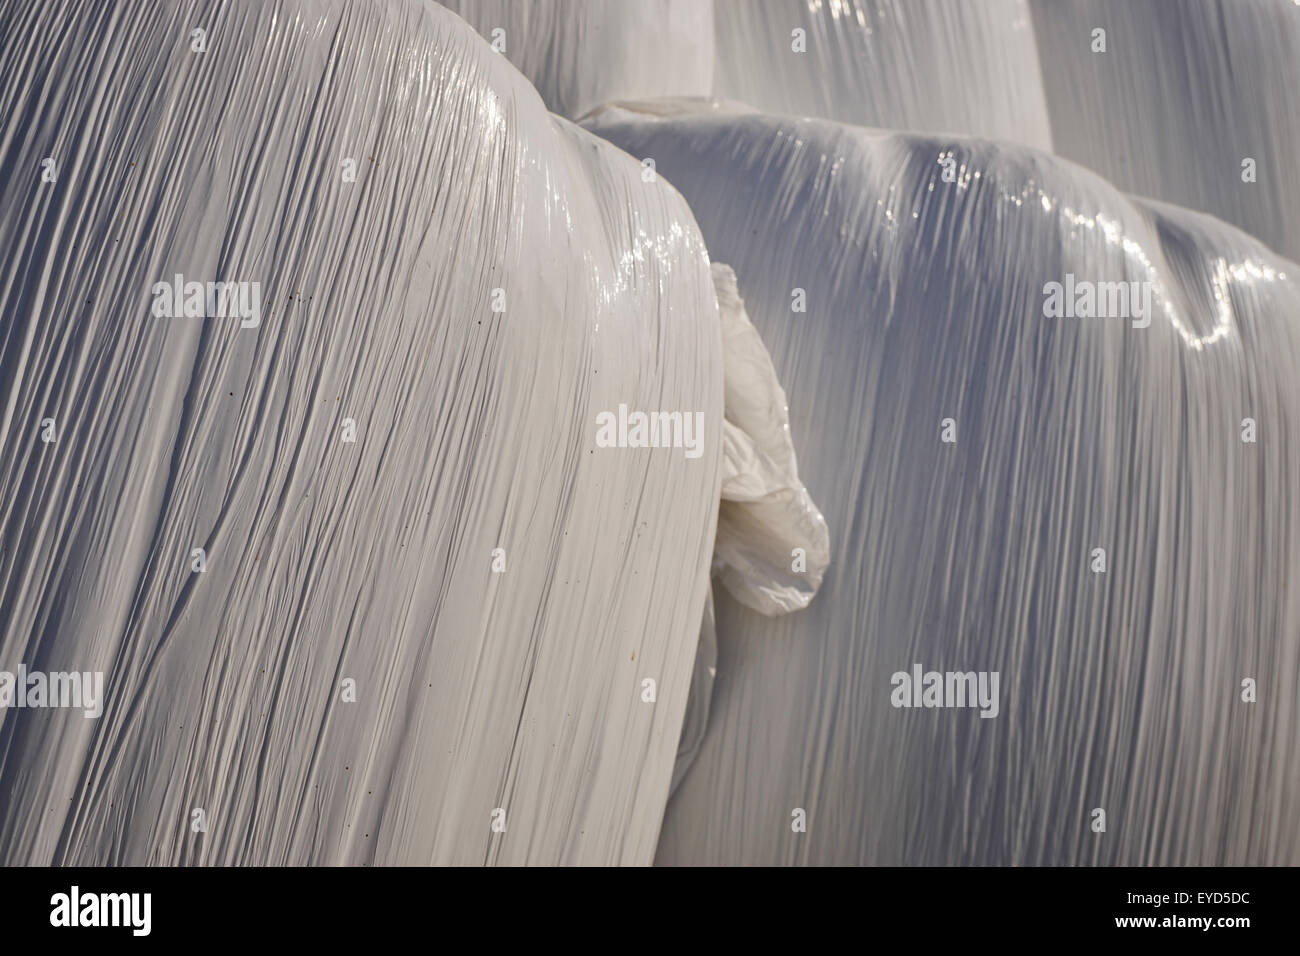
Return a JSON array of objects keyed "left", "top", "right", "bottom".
[
  {"left": 587, "top": 99, "right": 1300, "bottom": 866},
  {"left": 0, "top": 0, "right": 722, "bottom": 866}
]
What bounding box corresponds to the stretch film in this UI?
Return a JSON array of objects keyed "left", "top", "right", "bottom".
[
  {"left": 438, "top": 0, "right": 714, "bottom": 120},
  {"left": 0, "top": 1, "right": 722, "bottom": 865},
  {"left": 711, "top": 0, "right": 1054, "bottom": 151},
  {"left": 1030, "top": 0, "right": 1300, "bottom": 262},
  {"left": 586, "top": 100, "right": 1300, "bottom": 866}
]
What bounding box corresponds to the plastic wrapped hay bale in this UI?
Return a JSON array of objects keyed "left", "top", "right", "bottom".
[
  {"left": 0, "top": 0, "right": 722, "bottom": 866},
  {"left": 587, "top": 99, "right": 1300, "bottom": 865}
]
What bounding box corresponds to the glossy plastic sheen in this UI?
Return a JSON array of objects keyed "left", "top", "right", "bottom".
[
  {"left": 0, "top": 1, "right": 722, "bottom": 865},
  {"left": 586, "top": 99, "right": 1300, "bottom": 865}
]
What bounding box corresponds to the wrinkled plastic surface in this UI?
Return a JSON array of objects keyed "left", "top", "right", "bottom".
[
  {"left": 586, "top": 100, "right": 1300, "bottom": 865},
  {"left": 712, "top": 262, "right": 829, "bottom": 616},
  {"left": 438, "top": 0, "right": 714, "bottom": 120},
  {"left": 440, "top": 0, "right": 1054, "bottom": 152},
  {"left": 712, "top": 0, "right": 1054, "bottom": 151},
  {"left": 437, "top": 0, "right": 1297, "bottom": 260},
  {"left": 1030, "top": 0, "right": 1300, "bottom": 263},
  {"left": 0, "top": 1, "right": 723, "bottom": 865},
  {"left": 670, "top": 262, "right": 830, "bottom": 795}
]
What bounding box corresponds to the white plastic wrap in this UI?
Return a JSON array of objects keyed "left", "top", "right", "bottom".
[
  {"left": 0, "top": 1, "right": 722, "bottom": 865},
  {"left": 713, "top": 262, "right": 829, "bottom": 617},
  {"left": 438, "top": 0, "right": 714, "bottom": 120},
  {"left": 586, "top": 100, "right": 1300, "bottom": 865},
  {"left": 670, "top": 262, "right": 831, "bottom": 794},
  {"left": 1030, "top": 0, "right": 1300, "bottom": 262},
  {"left": 712, "top": 0, "right": 1054, "bottom": 151}
]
